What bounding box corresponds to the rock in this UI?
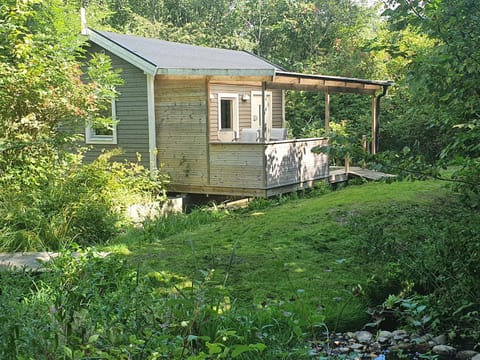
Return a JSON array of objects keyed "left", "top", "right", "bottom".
[
  {"left": 433, "top": 334, "right": 448, "bottom": 345},
  {"left": 377, "top": 337, "right": 389, "bottom": 344},
  {"left": 414, "top": 343, "right": 433, "bottom": 354},
  {"left": 433, "top": 345, "right": 457, "bottom": 357},
  {"left": 350, "top": 343, "right": 364, "bottom": 351},
  {"left": 370, "top": 341, "right": 382, "bottom": 353},
  {"left": 389, "top": 342, "right": 415, "bottom": 352},
  {"left": 392, "top": 329, "right": 408, "bottom": 337},
  {"left": 338, "top": 347, "right": 350, "bottom": 354},
  {"left": 378, "top": 330, "right": 393, "bottom": 339},
  {"left": 456, "top": 351, "right": 480, "bottom": 360},
  {"left": 471, "top": 354, "right": 480, "bottom": 360},
  {"left": 356, "top": 330, "right": 373, "bottom": 343}
]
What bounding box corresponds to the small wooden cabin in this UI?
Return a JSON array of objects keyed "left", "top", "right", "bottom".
[{"left": 83, "top": 29, "right": 392, "bottom": 197}]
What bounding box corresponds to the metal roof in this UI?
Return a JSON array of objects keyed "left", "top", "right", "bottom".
[{"left": 268, "top": 71, "right": 393, "bottom": 95}]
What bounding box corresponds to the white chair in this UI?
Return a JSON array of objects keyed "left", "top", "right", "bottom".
[
  {"left": 270, "top": 128, "right": 288, "bottom": 141},
  {"left": 239, "top": 128, "right": 260, "bottom": 142}
]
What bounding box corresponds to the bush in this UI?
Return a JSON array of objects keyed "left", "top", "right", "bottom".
[
  {"left": 0, "top": 249, "right": 327, "bottom": 359},
  {"left": 348, "top": 197, "right": 480, "bottom": 344},
  {"left": 0, "top": 150, "right": 168, "bottom": 251}
]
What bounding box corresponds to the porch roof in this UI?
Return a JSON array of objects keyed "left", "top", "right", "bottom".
[{"left": 267, "top": 71, "right": 394, "bottom": 95}]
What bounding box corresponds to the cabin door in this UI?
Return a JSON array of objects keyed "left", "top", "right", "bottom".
[{"left": 251, "top": 91, "right": 272, "bottom": 139}]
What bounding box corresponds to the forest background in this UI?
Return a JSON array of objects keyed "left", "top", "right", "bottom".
[{"left": 1, "top": 0, "right": 480, "bottom": 358}]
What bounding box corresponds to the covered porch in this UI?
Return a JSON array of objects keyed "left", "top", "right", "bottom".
[{"left": 202, "top": 72, "right": 392, "bottom": 197}]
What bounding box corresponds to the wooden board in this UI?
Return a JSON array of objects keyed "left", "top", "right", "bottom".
[{"left": 155, "top": 77, "right": 209, "bottom": 186}]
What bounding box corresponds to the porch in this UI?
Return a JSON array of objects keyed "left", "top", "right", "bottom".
[{"left": 208, "top": 138, "right": 329, "bottom": 197}]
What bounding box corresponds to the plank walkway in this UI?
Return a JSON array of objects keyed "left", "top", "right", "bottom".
[
  {"left": 0, "top": 252, "right": 110, "bottom": 271},
  {"left": 347, "top": 166, "right": 396, "bottom": 181},
  {"left": 329, "top": 166, "right": 395, "bottom": 182}
]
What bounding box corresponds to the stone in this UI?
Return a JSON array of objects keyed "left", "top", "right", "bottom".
[
  {"left": 392, "top": 329, "right": 408, "bottom": 341},
  {"left": 378, "top": 330, "right": 393, "bottom": 339},
  {"left": 456, "top": 351, "right": 480, "bottom": 360},
  {"left": 356, "top": 330, "right": 374, "bottom": 343},
  {"left": 370, "top": 341, "right": 382, "bottom": 353},
  {"left": 432, "top": 345, "right": 457, "bottom": 357},
  {"left": 392, "top": 329, "right": 408, "bottom": 337},
  {"left": 389, "top": 342, "right": 415, "bottom": 352},
  {"left": 433, "top": 334, "right": 448, "bottom": 345},
  {"left": 471, "top": 354, "right": 480, "bottom": 360},
  {"left": 377, "top": 337, "right": 389, "bottom": 344},
  {"left": 350, "top": 343, "right": 364, "bottom": 351}
]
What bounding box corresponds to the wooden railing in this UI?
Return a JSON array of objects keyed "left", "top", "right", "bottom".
[{"left": 209, "top": 138, "right": 329, "bottom": 193}]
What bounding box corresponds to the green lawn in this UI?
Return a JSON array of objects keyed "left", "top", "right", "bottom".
[{"left": 108, "top": 180, "right": 449, "bottom": 331}]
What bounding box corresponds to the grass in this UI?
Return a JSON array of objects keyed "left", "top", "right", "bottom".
[{"left": 106, "top": 179, "right": 450, "bottom": 332}]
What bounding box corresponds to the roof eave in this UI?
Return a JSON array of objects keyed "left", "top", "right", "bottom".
[{"left": 155, "top": 68, "right": 275, "bottom": 77}]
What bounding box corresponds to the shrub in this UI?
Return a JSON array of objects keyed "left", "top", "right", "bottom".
[
  {"left": 0, "top": 150, "right": 168, "bottom": 251},
  {"left": 0, "top": 249, "right": 326, "bottom": 359},
  {"left": 348, "top": 197, "right": 480, "bottom": 344}
]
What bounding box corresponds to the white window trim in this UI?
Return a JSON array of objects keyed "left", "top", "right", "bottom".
[
  {"left": 85, "top": 98, "right": 118, "bottom": 145},
  {"left": 217, "top": 93, "right": 239, "bottom": 133}
]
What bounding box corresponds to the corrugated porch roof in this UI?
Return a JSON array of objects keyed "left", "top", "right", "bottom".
[{"left": 268, "top": 71, "right": 394, "bottom": 95}]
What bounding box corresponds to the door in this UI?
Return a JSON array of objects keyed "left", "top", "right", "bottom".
[{"left": 251, "top": 91, "right": 272, "bottom": 139}]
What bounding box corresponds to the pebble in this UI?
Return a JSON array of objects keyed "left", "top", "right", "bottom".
[
  {"left": 378, "top": 330, "right": 393, "bottom": 339},
  {"left": 433, "top": 344, "right": 457, "bottom": 357},
  {"left": 311, "top": 330, "right": 473, "bottom": 359},
  {"left": 433, "top": 334, "right": 448, "bottom": 345},
  {"left": 356, "top": 330, "right": 373, "bottom": 343},
  {"left": 456, "top": 350, "right": 480, "bottom": 360}
]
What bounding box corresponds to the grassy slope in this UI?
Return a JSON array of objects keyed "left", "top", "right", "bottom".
[{"left": 110, "top": 180, "right": 449, "bottom": 331}]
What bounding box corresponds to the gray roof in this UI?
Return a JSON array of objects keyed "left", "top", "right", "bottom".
[
  {"left": 87, "top": 29, "right": 392, "bottom": 92},
  {"left": 90, "top": 29, "right": 279, "bottom": 74}
]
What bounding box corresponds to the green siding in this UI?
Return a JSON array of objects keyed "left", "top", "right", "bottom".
[{"left": 83, "top": 43, "right": 150, "bottom": 168}]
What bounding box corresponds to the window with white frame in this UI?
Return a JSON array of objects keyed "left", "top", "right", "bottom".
[
  {"left": 85, "top": 98, "right": 118, "bottom": 144},
  {"left": 218, "top": 93, "right": 238, "bottom": 132}
]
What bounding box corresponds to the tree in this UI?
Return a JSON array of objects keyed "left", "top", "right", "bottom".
[
  {"left": 384, "top": 0, "right": 480, "bottom": 201},
  {"left": 0, "top": 0, "right": 120, "bottom": 186}
]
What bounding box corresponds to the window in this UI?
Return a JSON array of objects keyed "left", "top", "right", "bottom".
[
  {"left": 220, "top": 99, "right": 233, "bottom": 129},
  {"left": 85, "top": 98, "right": 118, "bottom": 144},
  {"left": 218, "top": 93, "right": 238, "bottom": 132}
]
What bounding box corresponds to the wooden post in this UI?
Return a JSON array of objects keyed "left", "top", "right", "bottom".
[
  {"left": 324, "top": 88, "right": 330, "bottom": 132},
  {"left": 146, "top": 74, "right": 157, "bottom": 173},
  {"left": 262, "top": 81, "right": 267, "bottom": 141},
  {"left": 371, "top": 95, "right": 377, "bottom": 154}
]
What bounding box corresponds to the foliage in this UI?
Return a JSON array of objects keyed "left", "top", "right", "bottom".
[
  {"left": 383, "top": 0, "right": 480, "bottom": 202},
  {"left": 0, "top": 0, "right": 169, "bottom": 250},
  {"left": 0, "top": 249, "right": 328, "bottom": 359},
  {"left": 0, "top": 150, "right": 168, "bottom": 250},
  {"left": 348, "top": 196, "right": 480, "bottom": 344}
]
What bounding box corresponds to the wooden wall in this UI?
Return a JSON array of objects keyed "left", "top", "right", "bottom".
[
  {"left": 208, "top": 82, "right": 284, "bottom": 142},
  {"left": 155, "top": 77, "right": 209, "bottom": 187},
  {"left": 83, "top": 44, "right": 150, "bottom": 167}
]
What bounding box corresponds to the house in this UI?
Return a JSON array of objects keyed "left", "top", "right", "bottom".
[{"left": 82, "top": 28, "right": 392, "bottom": 197}]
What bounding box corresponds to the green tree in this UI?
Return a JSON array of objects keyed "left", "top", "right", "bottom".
[{"left": 384, "top": 0, "right": 480, "bottom": 201}]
